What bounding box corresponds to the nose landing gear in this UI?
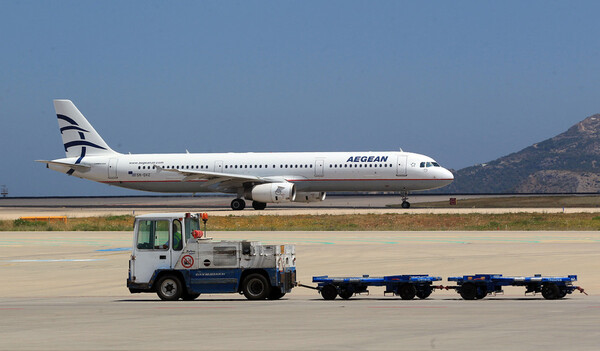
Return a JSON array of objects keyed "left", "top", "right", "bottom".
[{"left": 400, "top": 191, "right": 410, "bottom": 209}]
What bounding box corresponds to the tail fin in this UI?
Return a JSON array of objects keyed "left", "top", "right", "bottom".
[{"left": 54, "top": 100, "right": 118, "bottom": 158}]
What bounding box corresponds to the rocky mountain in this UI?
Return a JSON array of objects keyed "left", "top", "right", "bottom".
[{"left": 440, "top": 114, "right": 600, "bottom": 193}]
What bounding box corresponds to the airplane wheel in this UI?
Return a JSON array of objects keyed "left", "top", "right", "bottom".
[
  {"left": 401, "top": 201, "right": 410, "bottom": 209},
  {"left": 252, "top": 201, "right": 267, "bottom": 210},
  {"left": 231, "top": 198, "right": 246, "bottom": 211}
]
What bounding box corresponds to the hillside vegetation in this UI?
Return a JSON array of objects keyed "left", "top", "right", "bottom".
[{"left": 439, "top": 114, "right": 600, "bottom": 193}]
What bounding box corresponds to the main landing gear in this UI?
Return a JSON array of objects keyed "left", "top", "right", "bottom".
[
  {"left": 230, "top": 198, "right": 268, "bottom": 211},
  {"left": 231, "top": 198, "right": 246, "bottom": 211}
]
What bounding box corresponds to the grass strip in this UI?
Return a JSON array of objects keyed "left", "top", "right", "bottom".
[{"left": 1, "top": 213, "right": 599, "bottom": 231}]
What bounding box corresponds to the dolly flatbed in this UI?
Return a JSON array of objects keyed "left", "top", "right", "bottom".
[
  {"left": 447, "top": 274, "right": 586, "bottom": 300},
  {"left": 309, "top": 274, "right": 442, "bottom": 300}
]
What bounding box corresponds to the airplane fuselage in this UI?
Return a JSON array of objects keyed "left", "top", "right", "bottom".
[
  {"left": 41, "top": 100, "right": 454, "bottom": 210},
  {"left": 49, "top": 151, "right": 453, "bottom": 194}
]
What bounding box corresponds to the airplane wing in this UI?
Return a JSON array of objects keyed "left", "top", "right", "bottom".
[
  {"left": 156, "top": 166, "right": 273, "bottom": 191},
  {"left": 35, "top": 160, "right": 91, "bottom": 172}
]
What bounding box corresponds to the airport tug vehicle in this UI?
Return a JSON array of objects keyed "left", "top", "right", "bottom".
[
  {"left": 446, "top": 274, "right": 587, "bottom": 300},
  {"left": 306, "top": 274, "right": 443, "bottom": 300},
  {"left": 127, "top": 212, "right": 296, "bottom": 300}
]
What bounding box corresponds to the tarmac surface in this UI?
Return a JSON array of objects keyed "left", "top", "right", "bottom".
[{"left": 1, "top": 230, "right": 599, "bottom": 350}]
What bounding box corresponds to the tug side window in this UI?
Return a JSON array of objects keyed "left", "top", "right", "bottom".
[
  {"left": 172, "top": 220, "right": 183, "bottom": 251},
  {"left": 136, "top": 220, "right": 170, "bottom": 250}
]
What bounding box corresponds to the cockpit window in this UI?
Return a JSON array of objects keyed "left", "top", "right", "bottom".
[{"left": 421, "top": 161, "right": 441, "bottom": 168}]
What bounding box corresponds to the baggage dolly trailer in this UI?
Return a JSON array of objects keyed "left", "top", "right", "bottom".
[
  {"left": 447, "top": 274, "right": 587, "bottom": 300},
  {"left": 310, "top": 274, "right": 443, "bottom": 300}
]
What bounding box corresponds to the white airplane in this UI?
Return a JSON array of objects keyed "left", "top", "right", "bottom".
[{"left": 38, "top": 100, "right": 454, "bottom": 210}]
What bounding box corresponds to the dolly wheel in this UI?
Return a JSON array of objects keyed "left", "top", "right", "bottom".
[
  {"left": 459, "top": 283, "right": 478, "bottom": 300},
  {"left": 541, "top": 283, "right": 560, "bottom": 300},
  {"left": 416, "top": 289, "right": 432, "bottom": 299},
  {"left": 398, "top": 284, "right": 416, "bottom": 300},
  {"left": 321, "top": 285, "right": 338, "bottom": 300},
  {"left": 339, "top": 289, "right": 353, "bottom": 300}
]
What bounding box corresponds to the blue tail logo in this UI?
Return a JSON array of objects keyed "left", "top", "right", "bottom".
[{"left": 57, "top": 114, "right": 107, "bottom": 153}]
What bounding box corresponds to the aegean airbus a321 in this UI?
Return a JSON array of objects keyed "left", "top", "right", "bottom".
[{"left": 38, "top": 100, "right": 454, "bottom": 210}]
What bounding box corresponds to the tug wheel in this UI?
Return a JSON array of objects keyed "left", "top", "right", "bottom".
[
  {"left": 242, "top": 274, "right": 270, "bottom": 300},
  {"left": 268, "top": 288, "right": 285, "bottom": 300},
  {"left": 156, "top": 275, "right": 183, "bottom": 301},
  {"left": 182, "top": 292, "right": 200, "bottom": 301},
  {"left": 321, "top": 285, "right": 338, "bottom": 300}
]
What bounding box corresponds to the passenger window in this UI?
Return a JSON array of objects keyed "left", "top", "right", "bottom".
[{"left": 136, "top": 220, "right": 170, "bottom": 250}]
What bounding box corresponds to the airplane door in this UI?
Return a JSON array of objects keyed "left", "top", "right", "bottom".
[
  {"left": 396, "top": 155, "right": 407, "bottom": 176},
  {"left": 108, "top": 158, "right": 118, "bottom": 179},
  {"left": 215, "top": 160, "right": 223, "bottom": 173},
  {"left": 315, "top": 160, "right": 324, "bottom": 177}
]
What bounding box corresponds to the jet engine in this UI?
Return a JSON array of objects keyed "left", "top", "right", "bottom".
[
  {"left": 293, "top": 192, "right": 326, "bottom": 203},
  {"left": 247, "top": 182, "right": 296, "bottom": 203}
]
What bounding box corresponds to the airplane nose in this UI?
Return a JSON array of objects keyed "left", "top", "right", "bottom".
[{"left": 442, "top": 168, "right": 454, "bottom": 186}]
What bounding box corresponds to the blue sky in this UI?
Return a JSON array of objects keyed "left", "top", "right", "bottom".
[{"left": 1, "top": 1, "right": 600, "bottom": 196}]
